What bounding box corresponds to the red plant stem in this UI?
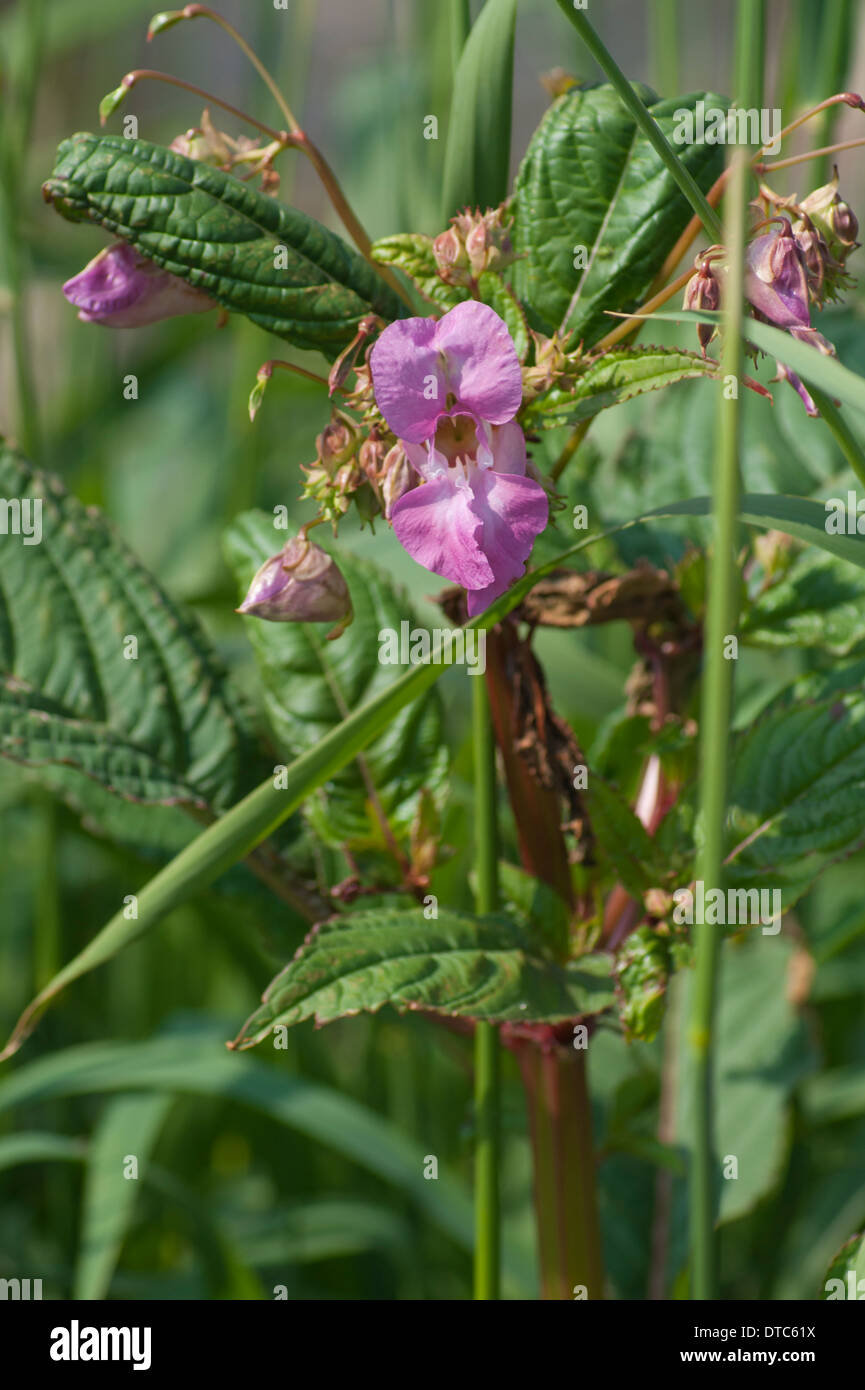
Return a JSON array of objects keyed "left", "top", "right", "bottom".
[
  {"left": 513, "top": 1040, "right": 604, "bottom": 1300},
  {"left": 482, "top": 627, "right": 574, "bottom": 908}
]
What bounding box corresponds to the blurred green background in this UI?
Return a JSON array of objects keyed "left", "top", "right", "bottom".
[{"left": 1, "top": 0, "right": 865, "bottom": 1300}]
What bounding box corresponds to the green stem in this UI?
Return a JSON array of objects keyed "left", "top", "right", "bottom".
[
  {"left": 689, "top": 1, "right": 756, "bottom": 1297},
  {"left": 556, "top": 1, "right": 723, "bottom": 242},
  {"left": 472, "top": 674, "right": 500, "bottom": 1300}
]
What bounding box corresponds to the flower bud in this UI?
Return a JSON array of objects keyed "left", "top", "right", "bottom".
[
  {"left": 380, "top": 443, "right": 415, "bottom": 519},
  {"left": 799, "top": 168, "right": 860, "bottom": 256},
  {"left": 63, "top": 241, "right": 216, "bottom": 327},
  {"left": 315, "top": 410, "right": 361, "bottom": 474},
  {"left": 358, "top": 429, "right": 391, "bottom": 482},
  {"left": 828, "top": 197, "right": 859, "bottom": 247},
  {"left": 745, "top": 219, "right": 810, "bottom": 330},
  {"left": 237, "top": 536, "right": 353, "bottom": 639},
  {"left": 432, "top": 227, "right": 471, "bottom": 285},
  {"left": 792, "top": 215, "right": 831, "bottom": 297},
  {"left": 683, "top": 253, "right": 722, "bottom": 352},
  {"left": 521, "top": 329, "right": 568, "bottom": 399}
]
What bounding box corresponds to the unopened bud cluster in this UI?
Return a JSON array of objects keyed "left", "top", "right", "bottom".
[{"left": 432, "top": 207, "right": 516, "bottom": 286}]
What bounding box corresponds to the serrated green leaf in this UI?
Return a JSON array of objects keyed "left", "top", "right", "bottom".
[
  {"left": 441, "top": 0, "right": 516, "bottom": 219},
  {"left": 511, "top": 86, "right": 726, "bottom": 343},
  {"left": 371, "top": 234, "right": 464, "bottom": 311},
  {"left": 725, "top": 683, "right": 865, "bottom": 908},
  {"left": 498, "top": 860, "right": 570, "bottom": 955},
  {"left": 232, "top": 909, "right": 615, "bottom": 1045},
  {"left": 0, "top": 446, "right": 260, "bottom": 812},
  {"left": 224, "top": 510, "right": 448, "bottom": 848},
  {"left": 638, "top": 308, "right": 865, "bottom": 420},
  {"left": 584, "top": 775, "right": 670, "bottom": 897},
  {"left": 742, "top": 549, "right": 865, "bottom": 656},
  {"left": 44, "top": 133, "right": 404, "bottom": 356},
  {"left": 523, "top": 345, "right": 719, "bottom": 427}
]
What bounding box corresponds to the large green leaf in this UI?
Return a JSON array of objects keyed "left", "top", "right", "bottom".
[
  {"left": 0, "top": 445, "right": 260, "bottom": 812},
  {"left": 742, "top": 549, "right": 865, "bottom": 656},
  {"left": 231, "top": 909, "right": 615, "bottom": 1046},
  {"left": 675, "top": 935, "right": 816, "bottom": 1226},
  {"left": 440, "top": 0, "right": 516, "bottom": 219},
  {"left": 725, "top": 681, "right": 865, "bottom": 907},
  {"left": 44, "top": 133, "right": 404, "bottom": 356},
  {"left": 224, "top": 510, "right": 448, "bottom": 848},
  {"left": 511, "top": 86, "right": 726, "bottom": 343}
]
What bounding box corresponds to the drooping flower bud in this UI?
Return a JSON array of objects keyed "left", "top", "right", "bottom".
[
  {"left": 379, "top": 443, "right": 415, "bottom": 519},
  {"left": 828, "top": 197, "right": 859, "bottom": 248},
  {"left": 745, "top": 218, "right": 811, "bottom": 330},
  {"left": 315, "top": 410, "right": 361, "bottom": 475},
  {"left": 798, "top": 167, "right": 860, "bottom": 260},
  {"left": 63, "top": 241, "right": 217, "bottom": 327},
  {"left": 237, "top": 536, "right": 353, "bottom": 639},
  {"left": 683, "top": 251, "right": 723, "bottom": 353},
  {"left": 792, "top": 213, "right": 832, "bottom": 300},
  {"left": 358, "top": 428, "right": 391, "bottom": 483}
]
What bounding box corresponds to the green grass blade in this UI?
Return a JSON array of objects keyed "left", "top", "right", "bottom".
[
  {"left": 441, "top": 0, "right": 516, "bottom": 219},
  {"left": 74, "top": 1093, "right": 174, "bottom": 1300}
]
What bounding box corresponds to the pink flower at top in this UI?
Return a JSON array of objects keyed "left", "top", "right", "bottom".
[{"left": 369, "top": 300, "right": 548, "bottom": 616}]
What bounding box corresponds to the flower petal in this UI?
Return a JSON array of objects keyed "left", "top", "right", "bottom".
[
  {"left": 63, "top": 241, "right": 215, "bottom": 327},
  {"left": 369, "top": 316, "right": 445, "bottom": 443},
  {"left": 487, "top": 420, "right": 528, "bottom": 476},
  {"left": 390, "top": 476, "right": 494, "bottom": 589},
  {"left": 464, "top": 469, "right": 549, "bottom": 616},
  {"left": 433, "top": 300, "right": 523, "bottom": 424}
]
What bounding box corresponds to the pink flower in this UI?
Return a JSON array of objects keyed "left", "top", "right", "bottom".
[
  {"left": 369, "top": 301, "right": 548, "bottom": 616},
  {"left": 745, "top": 219, "right": 836, "bottom": 417},
  {"left": 63, "top": 241, "right": 216, "bottom": 327}
]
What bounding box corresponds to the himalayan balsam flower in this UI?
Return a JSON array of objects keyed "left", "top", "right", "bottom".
[
  {"left": 237, "top": 536, "right": 353, "bottom": 640},
  {"left": 745, "top": 219, "right": 836, "bottom": 416},
  {"left": 63, "top": 241, "right": 216, "bottom": 327},
  {"left": 369, "top": 301, "right": 548, "bottom": 616}
]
